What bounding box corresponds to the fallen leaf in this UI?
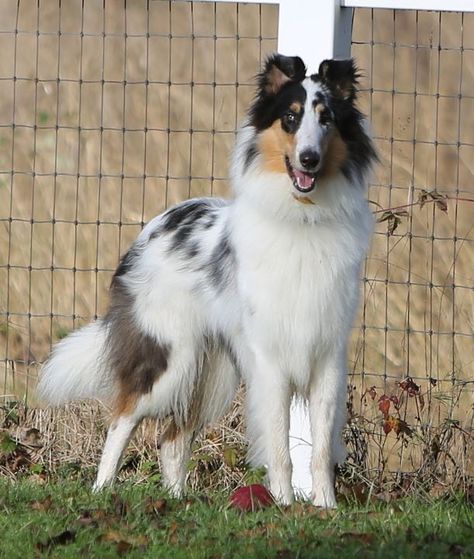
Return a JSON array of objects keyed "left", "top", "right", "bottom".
[
  {"left": 341, "top": 532, "right": 375, "bottom": 545},
  {"left": 112, "top": 493, "right": 129, "bottom": 517},
  {"left": 429, "top": 483, "right": 448, "bottom": 499},
  {"left": 76, "top": 510, "right": 98, "bottom": 527},
  {"left": 376, "top": 489, "right": 403, "bottom": 503},
  {"left": 99, "top": 530, "right": 124, "bottom": 543},
  {"left": 116, "top": 541, "right": 133, "bottom": 556},
  {"left": 23, "top": 428, "right": 42, "bottom": 447},
  {"left": 168, "top": 521, "right": 179, "bottom": 544},
  {"left": 36, "top": 529, "right": 76, "bottom": 552},
  {"left": 145, "top": 497, "right": 167, "bottom": 515},
  {"left": 230, "top": 484, "right": 274, "bottom": 512},
  {"left": 31, "top": 495, "right": 52, "bottom": 512},
  {"left": 449, "top": 543, "right": 465, "bottom": 557},
  {"left": 340, "top": 482, "right": 370, "bottom": 504}
]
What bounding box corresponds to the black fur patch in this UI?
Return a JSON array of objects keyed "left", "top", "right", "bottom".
[
  {"left": 151, "top": 199, "right": 223, "bottom": 256},
  {"left": 244, "top": 142, "right": 259, "bottom": 170},
  {"left": 309, "top": 60, "right": 377, "bottom": 181},
  {"left": 248, "top": 54, "right": 307, "bottom": 133},
  {"left": 249, "top": 81, "right": 307, "bottom": 132},
  {"left": 112, "top": 245, "right": 141, "bottom": 282},
  {"left": 206, "top": 232, "right": 235, "bottom": 291},
  {"left": 162, "top": 200, "right": 212, "bottom": 233}
]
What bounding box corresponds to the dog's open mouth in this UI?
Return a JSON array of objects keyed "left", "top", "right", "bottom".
[{"left": 285, "top": 157, "right": 317, "bottom": 193}]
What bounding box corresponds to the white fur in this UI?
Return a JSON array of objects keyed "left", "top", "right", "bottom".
[{"left": 37, "top": 321, "right": 114, "bottom": 405}]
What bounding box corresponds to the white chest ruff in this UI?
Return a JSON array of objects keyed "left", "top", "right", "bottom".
[{"left": 232, "top": 205, "right": 371, "bottom": 390}]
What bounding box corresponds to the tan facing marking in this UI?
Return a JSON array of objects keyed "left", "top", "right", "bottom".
[
  {"left": 290, "top": 102, "right": 302, "bottom": 113},
  {"left": 258, "top": 120, "right": 296, "bottom": 175},
  {"left": 114, "top": 390, "right": 139, "bottom": 419},
  {"left": 314, "top": 102, "right": 326, "bottom": 115},
  {"left": 319, "top": 129, "right": 348, "bottom": 179}
]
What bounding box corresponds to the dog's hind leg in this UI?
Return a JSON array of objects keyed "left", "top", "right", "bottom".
[
  {"left": 93, "top": 412, "right": 141, "bottom": 492},
  {"left": 159, "top": 345, "right": 239, "bottom": 497},
  {"left": 159, "top": 419, "right": 194, "bottom": 497}
]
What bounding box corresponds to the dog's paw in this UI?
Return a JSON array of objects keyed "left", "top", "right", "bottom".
[{"left": 311, "top": 486, "right": 337, "bottom": 509}]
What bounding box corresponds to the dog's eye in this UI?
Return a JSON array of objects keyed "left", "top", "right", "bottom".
[
  {"left": 285, "top": 112, "right": 296, "bottom": 123},
  {"left": 319, "top": 110, "right": 332, "bottom": 126}
]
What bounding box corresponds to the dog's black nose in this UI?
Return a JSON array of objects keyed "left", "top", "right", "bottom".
[{"left": 299, "top": 150, "right": 320, "bottom": 170}]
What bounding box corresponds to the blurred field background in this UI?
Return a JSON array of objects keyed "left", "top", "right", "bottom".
[{"left": 0, "top": 1, "right": 472, "bottom": 489}]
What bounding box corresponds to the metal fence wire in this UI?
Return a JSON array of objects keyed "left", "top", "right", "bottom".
[{"left": 0, "top": 1, "right": 472, "bottom": 485}]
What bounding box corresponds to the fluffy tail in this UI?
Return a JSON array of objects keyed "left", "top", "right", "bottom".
[{"left": 37, "top": 321, "right": 113, "bottom": 405}]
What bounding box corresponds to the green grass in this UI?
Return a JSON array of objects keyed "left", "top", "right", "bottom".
[{"left": 0, "top": 478, "right": 472, "bottom": 559}]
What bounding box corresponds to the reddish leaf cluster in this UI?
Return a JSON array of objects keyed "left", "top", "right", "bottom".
[
  {"left": 364, "top": 380, "right": 424, "bottom": 437},
  {"left": 378, "top": 394, "right": 400, "bottom": 417},
  {"left": 382, "top": 415, "right": 412, "bottom": 436},
  {"left": 377, "top": 209, "right": 409, "bottom": 235},
  {"left": 399, "top": 377, "right": 425, "bottom": 410},
  {"left": 418, "top": 189, "right": 448, "bottom": 213}
]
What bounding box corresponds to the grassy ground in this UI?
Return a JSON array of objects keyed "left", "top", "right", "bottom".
[{"left": 1, "top": 476, "right": 472, "bottom": 559}]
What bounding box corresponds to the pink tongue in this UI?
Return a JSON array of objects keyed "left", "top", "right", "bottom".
[{"left": 293, "top": 169, "right": 314, "bottom": 190}]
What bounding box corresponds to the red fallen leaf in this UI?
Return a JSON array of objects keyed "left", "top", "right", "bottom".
[
  {"left": 378, "top": 395, "right": 391, "bottom": 417},
  {"left": 230, "top": 484, "right": 274, "bottom": 512}
]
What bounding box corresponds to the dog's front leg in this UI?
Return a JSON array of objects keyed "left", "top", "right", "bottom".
[
  {"left": 246, "top": 352, "right": 294, "bottom": 505},
  {"left": 309, "top": 353, "right": 347, "bottom": 508}
]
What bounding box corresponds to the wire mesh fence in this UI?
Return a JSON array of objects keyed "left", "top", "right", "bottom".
[
  {"left": 349, "top": 8, "right": 473, "bottom": 485},
  {"left": 0, "top": 1, "right": 472, "bottom": 488}
]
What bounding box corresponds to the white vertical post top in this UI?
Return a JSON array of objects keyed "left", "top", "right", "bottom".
[{"left": 277, "top": 0, "right": 353, "bottom": 73}]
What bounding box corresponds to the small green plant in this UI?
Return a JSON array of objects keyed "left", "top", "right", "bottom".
[
  {"left": 38, "top": 111, "right": 49, "bottom": 125},
  {"left": 54, "top": 325, "right": 70, "bottom": 340}
]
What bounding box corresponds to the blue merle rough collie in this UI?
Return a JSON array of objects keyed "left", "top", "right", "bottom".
[{"left": 39, "top": 54, "right": 376, "bottom": 508}]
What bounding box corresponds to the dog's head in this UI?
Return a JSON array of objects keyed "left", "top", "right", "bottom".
[{"left": 243, "top": 54, "right": 374, "bottom": 197}]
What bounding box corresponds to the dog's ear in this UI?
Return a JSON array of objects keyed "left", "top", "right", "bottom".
[
  {"left": 259, "top": 54, "right": 306, "bottom": 95},
  {"left": 318, "top": 58, "right": 359, "bottom": 101}
]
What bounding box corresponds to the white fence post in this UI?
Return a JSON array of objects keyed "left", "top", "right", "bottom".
[
  {"left": 277, "top": 0, "right": 353, "bottom": 498},
  {"left": 277, "top": 0, "right": 353, "bottom": 72}
]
